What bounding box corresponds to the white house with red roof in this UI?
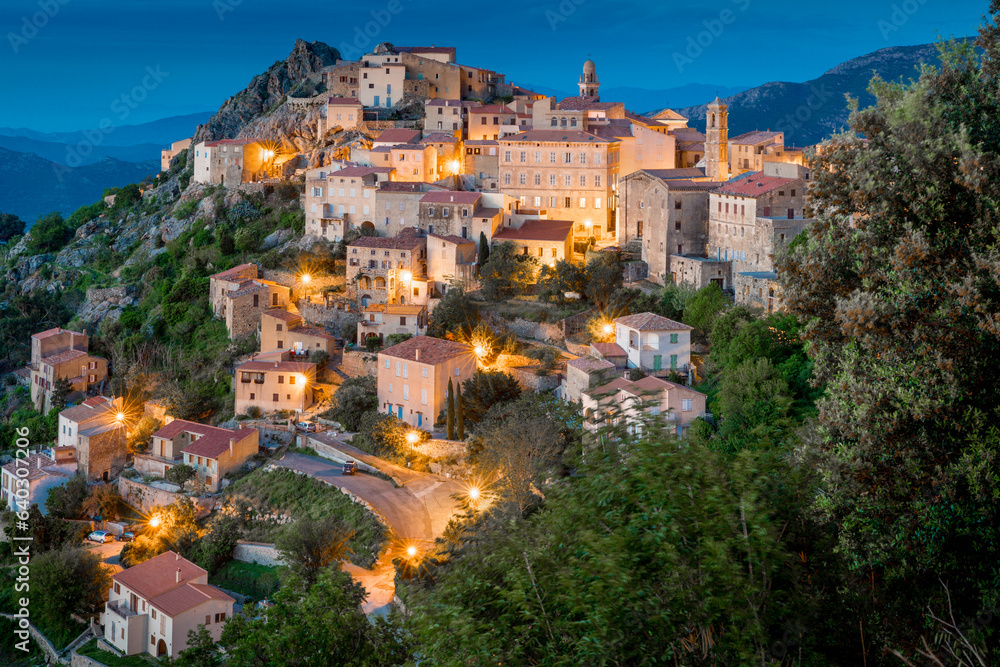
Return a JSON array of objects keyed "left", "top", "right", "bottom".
[
  {"left": 0, "top": 452, "right": 74, "bottom": 513},
  {"left": 103, "top": 551, "right": 234, "bottom": 659},
  {"left": 613, "top": 312, "right": 693, "bottom": 377},
  {"left": 138, "top": 419, "right": 257, "bottom": 491}
]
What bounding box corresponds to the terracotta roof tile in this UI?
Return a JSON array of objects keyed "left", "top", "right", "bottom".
[
  {"left": 379, "top": 335, "right": 473, "bottom": 365},
  {"left": 420, "top": 191, "right": 481, "bottom": 205},
  {"left": 730, "top": 130, "right": 783, "bottom": 146},
  {"left": 41, "top": 349, "right": 90, "bottom": 366},
  {"left": 348, "top": 235, "right": 424, "bottom": 250},
  {"left": 374, "top": 129, "right": 421, "bottom": 144},
  {"left": 566, "top": 356, "right": 615, "bottom": 373},
  {"left": 591, "top": 342, "right": 627, "bottom": 357},
  {"left": 113, "top": 551, "right": 207, "bottom": 601},
  {"left": 614, "top": 312, "right": 692, "bottom": 331},
  {"left": 261, "top": 309, "right": 302, "bottom": 323},
  {"left": 714, "top": 172, "right": 798, "bottom": 198},
  {"left": 211, "top": 263, "right": 257, "bottom": 282},
  {"left": 493, "top": 219, "right": 573, "bottom": 242},
  {"left": 499, "top": 130, "right": 614, "bottom": 144}
]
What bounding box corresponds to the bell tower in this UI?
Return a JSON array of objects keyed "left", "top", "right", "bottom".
[
  {"left": 579, "top": 58, "right": 600, "bottom": 99},
  {"left": 705, "top": 96, "right": 729, "bottom": 181}
]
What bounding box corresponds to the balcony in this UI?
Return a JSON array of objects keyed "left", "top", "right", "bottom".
[{"left": 106, "top": 600, "right": 138, "bottom": 620}]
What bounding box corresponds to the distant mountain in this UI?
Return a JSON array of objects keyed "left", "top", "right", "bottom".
[
  {"left": 0, "top": 135, "right": 163, "bottom": 167},
  {"left": 0, "top": 147, "right": 158, "bottom": 224},
  {"left": 511, "top": 82, "right": 749, "bottom": 113},
  {"left": 673, "top": 41, "right": 972, "bottom": 145},
  {"left": 0, "top": 112, "right": 214, "bottom": 149}
]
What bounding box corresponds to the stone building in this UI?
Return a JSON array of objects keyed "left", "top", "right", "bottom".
[
  {"left": 58, "top": 396, "right": 122, "bottom": 450},
  {"left": 462, "top": 140, "right": 500, "bottom": 190},
  {"left": 28, "top": 327, "right": 107, "bottom": 412},
  {"left": 704, "top": 97, "right": 730, "bottom": 182},
  {"left": 192, "top": 139, "right": 269, "bottom": 186},
  {"left": 468, "top": 104, "right": 516, "bottom": 140},
  {"left": 563, "top": 355, "right": 618, "bottom": 403},
  {"left": 161, "top": 138, "right": 191, "bottom": 172},
  {"left": 425, "top": 99, "right": 466, "bottom": 133},
  {"left": 304, "top": 166, "right": 394, "bottom": 242},
  {"left": 426, "top": 233, "right": 478, "bottom": 294},
  {"left": 492, "top": 219, "right": 574, "bottom": 268},
  {"left": 498, "top": 130, "right": 621, "bottom": 244},
  {"left": 375, "top": 182, "right": 451, "bottom": 237},
  {"left": 377, "top": 336, "right": 478, "bottom": 429},
  {"left": 325, "top": 97, "right": 363, "bottom": 132},
  {"left": 668, "top": 255, "right": 732, "bottom": 291},
  {"left": 77, "top": 414, "right": 127, "bottom": 482},
  {"left": 137, "top": 420, "right": 257, "bottom": 491},
  {"left": 728, "top": 130, "right": 786, "bottom": 176},
  {"left": 259, "top": 309, "right": 337, "bottom": 358},
  {"left": 357, "top": 304, "right": 428, "bottom": 346},
  {"left": 234, "top": 353, "right": 317, "bottom": 416},
  {"left": 613, "top": 312, "right": 693, "bottom": 377},
  {"left": 346, "top": 231, "right": 427, "bottom": 309},
  {"left": 209, "top": 264, "right": 292, "bottom": 339},
  {"left": 417, "top": 191, "right": 501, "bottom": 247}
]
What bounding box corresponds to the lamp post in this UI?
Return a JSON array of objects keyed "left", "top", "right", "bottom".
[{"left": 301, "top": 274, "right": 312, "bottom": 304}]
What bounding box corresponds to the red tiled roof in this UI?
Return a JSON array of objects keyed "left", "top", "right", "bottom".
[
  {"left": 149, "top": 582, "right": 235, "bottom": 617},
  {"left": 591, "top": 342, "right": 627, "bottom": 357},
  {"left": 614, "top": 312, "right": 692, "bottom": 331},
  {"left": 41, "top": 349, "right": 89, "bottom": 366},
  {"left": 261, "top": 309, "right": 301, "bottom": 323},
  {"left": 567, "top": 356, "right": 615, "bottom": 373},
  {"left": 379, "top": 335, "right": 473, "bottom": 365},
  {"left": 469, "top": 104, "right": 511, "bottom": 114},
  {"left": 374, "top": 129, "right": 421, "bottom": 144},
  {"left": 33, "top": 327, "right": 77, "bottom": 340},
  {"left": 428, "top": 233, "right": 474, "bottom": 245},
  {"left": 237, "top": 360, "right": 316, "bottom": 373},
  {"left": 348, "top": 235, "right": 424, "bottom": 250},
  {"left": 1, "top": 453, "right": 61, "bottom": 483},
  {"left": 493, "top": 219, "right": 573, "bottom": 243},
  {"left": 420, "top": 191, "right": 481, "bottom": 205},
  {"left": 328, "top": 97, "right": 361, "bottom": 105},
  {"left": 211, "top": 263, "right": 257, "bottom": 282},
  {"left": 292, "top": 325, "right": 335, "bottom": 341},
  {"left": 329, "top": 166, "right": 393, "bottom": 178},
  {"left": 730, "top": 130, "right": 783, "bottom": 146},
  {"left": 113, "top": 551, "right": 207, "bottom": 600},
  {"left": 714, "top": 172, "right": 797, "bottom": 198},
  {"left": 59, "top": 396, "right": 119, "bottom": 423},
  {"left": 183, "top": 427, "right": 256, "bottom": 459},
  {"left": 499, "top": 130, "right": 614, "bottom": 144}
]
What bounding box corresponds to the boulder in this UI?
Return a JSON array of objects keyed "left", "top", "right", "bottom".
[
  {"left": 262, "top": 229, "right": 293, "bottom": 250},
  {"left": 56, "top": 245, "right": 99, "bottom": 268}
]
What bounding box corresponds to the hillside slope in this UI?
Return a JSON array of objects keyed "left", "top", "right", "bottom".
[{"left": 673, "top": 41, "right": 970, "bottom": 144}]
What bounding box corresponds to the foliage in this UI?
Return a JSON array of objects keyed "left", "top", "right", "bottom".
[
  {"left": 582, "top": 250, "right": 625, "bottom": 311},
  {"left": 0, "top": 616, "right": 45, "bottom": 666},
  {"left": 209, "top": 560, "right": 282, "bottom": 601},
  {"left": 480, "top": 242, "right": 538, "bottom": 301},
  {"left": 120, "top": 498, "right": 200, "bottom": 567},
  {"left": 538, "top": 259, "right": 586, "bottom": 303},
  {"left": 384, "top": 333, "right": 411, "bottom": 348},
  {"left": 4, "top": 505, "right": 86, "bottom": 553},
  {"left": 172, "top": 626, "right": 226, "bottom": 667},
  {"left": 0, "top": 213, "right": 25, "bottom": 243},
  {"left": 45, "top": 474, "right": 88, "bottom": 519},
  {"left": 25, "top": 212, "right": 74, "bottom": 254},
  {"left": 275, "top": 516, "right": 355, "bottom": 584},
  {"left": 80, "top": 483, "right": 125, "bottom": 521},
  {"left": 446, "top": 378, "right": 455, "bottom": 441},
  {"left": 455, "top": 382, "right": 465, "bottom": 440},
  {"left": 352, "top": 412, "right": 429, "bottom": 469},
  {"left": 127, "top": 415, "right": 161, "bottom": 455},
  {"left": 477, "top": 231, "right": 490, "bottom": 267},
  {"left": 77, "top": 638, "right": 153, "bottom": 667},
  {"left": 427, "top": 286, "right": 479, "bottom": 338},
  {"left": 228, "top": 201, "right": 262, "bottom": 225},
  {"left": 219, "top": 569, "right": 410, "bottom": 666},
  {"left": 32, "top": 546, "right": 109, "bottom": 648},
  {"left": 321, "top": 375, "right": 377, "bottom": 431},
  {"left": 166, "top": 464, "right": 197, "bottom": 491},
  {"left": 460, "top": 371, "right": 522, "bottom": 425}
]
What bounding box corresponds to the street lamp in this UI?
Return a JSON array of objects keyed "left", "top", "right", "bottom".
[
  {"left": 474, "top": 345, "right": 486, "bottom": 358},
  {"left": 406, "top": 431, "right": 420, "bottom": 445},
  {"left": 406, "top": 545, "right": 417, "bottom": 558},
  {"left": 115, "top": 411, "right": 126, "bottom": 423},
  {"left": 148, "top": 515, "right": 161, "bottom": 528},
  {"left": 449, "top": 159, "right": 461, "bottom": 174},
  {"left": 301, "top": 274, "right": 312, "bottom": 303},
  {"left": 400, "top": 270, "right": 412, "bottom": 283},
  {"left": 602, "top": 324, "right": 613, "bottom": 336},
  {"left": 468, "top": 487, "right": 480, "bottom": 501}
]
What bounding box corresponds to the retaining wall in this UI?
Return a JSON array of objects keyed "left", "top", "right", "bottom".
[
  {"left": 341, "top": 350, "right": 378, "bottom": 377},
  {"left": 233, "top": 540, "right": 286, "bottom": 567}
]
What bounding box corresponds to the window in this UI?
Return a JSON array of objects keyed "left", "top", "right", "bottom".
[
  {"left": 675, "top": 200, "right": 682, "bottom": 210},
  {"left": 670, "top": 334, "right": 678, "bottom": 344},
  {"left": 564, "top": 152, "right": 572, "bottom": 164},
  {"left": 549, "top": 174, "right": 556, "bottom": 186},
  {"left": 595, "top": 198, "right": 602, "bottom": 209},
  {"left": 403, "top": 385, "right": 409, "bottom": 400},
  {"left": 534, "top": 174, "right": 541, "bottom": 185},
  {"left": 579, "top": 152, "right": 586, "bottom": 164},
  {"left": 290, "top": 376, "right": 296, "bottom": 385},
  {"left": 534, "top": 151, "right": 541, "bottom": 162},
  {"left": 519, "top": 151, "right": 527, "bottom": 163},
  {"left": 579, "top": 198, "right": 586, "bottom": 208},
  {"left": 421, "top": 389, "right": 427, "bottom": 405},
  {"left": 550, "top": 152, "right": 556, "bottom": 163},
  {"left": 454, "top": 368, "right": 460, "bottom": 376},
  {"left": 422, "top": 367, "right": 428, "bottom": 378},
  {"left": 504, "top": 173, "right": 511, "bottom": 185},
  {"left": 504, "top": 151, "right": 511, "bottom": 162},
  {"left": 403, "top": 363, "right": 408, "bottom": 378},
  {"left": 579, "top": 174, "right": 586, "bottom": 187},
  {"left": 278, "top": 375, "right": 284, "bottom": 384},
  {"left": 682, "top": 399, "right": 693, "bottom": 412},
  {"left": 519, "top": 174, "right": 526, "bottom": 185},
  {"left": 384, "top": 359, "right": 390, "bottom": 369},
  {"left": 206, "top": 615, "right": 211, "bottom": 626},
  {"left": 396, "top": 362, "right": 401, "bottom": 377},
  {"left": 564, "top": 175, "right": 571, "bottom": 186},
  {"left": 277, "top": 340, "right": 283, "bottom": 349},
  {"left": 594, "top": 175, "right": 601, "bottom": 187}
]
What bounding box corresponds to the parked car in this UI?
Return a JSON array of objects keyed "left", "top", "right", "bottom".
[
  {"left": 342, "top": 461, "right": 358, "bottom": 475},
  {"left": 297, "top": 421, "right": 317, "bottom": 432},
  {"left": 87, "top": 531, "right": 114, "bottom": 544},
  {"left": 117, "top": 531, "right": 135, "bottom": 542}
]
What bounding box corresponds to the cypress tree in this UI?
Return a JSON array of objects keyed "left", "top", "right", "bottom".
[
  {"left": 455, "top": 382, "right": 465, "bottom": 440},
  {"left": 446, "top": 378, "right": 455, "bottom": 440},
  {"left": 477, "top": 231, "right": 490, "bottom": 271}
]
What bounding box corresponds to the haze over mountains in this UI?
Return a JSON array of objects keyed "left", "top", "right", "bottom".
[{"left": 0, "top": 39, "right": 962, "bottom": 224}]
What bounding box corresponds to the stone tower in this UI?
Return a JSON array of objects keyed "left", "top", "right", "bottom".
[
  {"left": 579, "top": 59, "right": 600, "bottom": 99},
  {"left": 705, "top": 96, "right": 729, "bottom": 181}
]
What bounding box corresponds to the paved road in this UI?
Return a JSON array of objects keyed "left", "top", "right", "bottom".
[
  {"left": 275, "top": 449, "right": 466, "bottom": 613},
  {"left": 83, "top": 539, "right": 125, "bottom": 574}
]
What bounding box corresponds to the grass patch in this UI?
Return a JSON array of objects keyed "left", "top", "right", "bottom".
[
  {"left": 0, "top": 617, "right": 45, "bottom": 666},
  {"left": 76, "top": 638, "right": 157, "bottom": 666},
  {"left": 210, "top": 560, "right": 283, "bottom": 601},
  {"left": 222, "top": 468, "right": 389, "bottom": 568},
  {"left": 287, "top": 446, "right": 318, "bottom": 457},
  {"left": 32, "top": 616, "right": 85, "bottom": 652},
  {"left": 477, "top": 298, "right": 587, "bottom": 324}
]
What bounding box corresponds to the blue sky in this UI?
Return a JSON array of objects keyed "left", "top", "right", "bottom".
[{"left": 0, "top": 0, "right": 989, "bottom": 132}]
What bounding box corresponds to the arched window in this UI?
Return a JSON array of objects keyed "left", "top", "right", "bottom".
[
  {"left": 375, "top": 276, "right": 387, "bottom": 290},
  {"left": 359, "top": 276, "right": 372, "bottom": 290}
]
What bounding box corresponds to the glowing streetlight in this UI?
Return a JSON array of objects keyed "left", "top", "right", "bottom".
[
  {"left": 468, "top": 487, "right": 480, "bottom": 501},
  {"left": 406, "top": 431, "right": 420, "bottom": 445},
  {"left": 602, "top": 324, "right": 613, "bottom": 336},
  {"left": 115, "top": 412, "right": 126, "bottom": 423},
  {"left": 406, "top": 545, "right": 417, "bottom": 558},
  {"left": 400, "top": 270, "right": 412, "bottom": 283},
  {"left": 301, "top": 274, "right": 312, "bottom": 284},
  {"left": 449, "top": 159, "right": 461, "bottom": 173},
  {"left": 148, "top": 516, "right": 161, "bottom": 528},
  {"left": 474, "top": 345, "right": 486, "bottom": 357}
]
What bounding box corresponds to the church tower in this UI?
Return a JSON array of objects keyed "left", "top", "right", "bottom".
[
  {"left": 579, "top": 59, "right": 600, "bottom": 99},
  {"left": 705, "top": 96, "right": 729, "bottom": 181}
]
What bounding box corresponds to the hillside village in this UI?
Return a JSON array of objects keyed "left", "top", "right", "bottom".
[{"left": 0, "top": 31, "right": 993, "bottom": 667}]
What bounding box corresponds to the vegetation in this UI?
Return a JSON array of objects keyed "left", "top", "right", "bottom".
[
  {"left": 321, "top": 375, "right": 377, "bottom": 431},
  {"left": 426, "top": 285, "right": 479, "bottom": 337},
  {"left": 165, "top": 463, "right": 197, "bottom": 490},
  {"left": 25, "top": 212, "right": 74, "bottom": 254},
  {"left": 0, "top": 616, "right": 45, "bottom": 667},
  {"left": 76, "top": 639, "right": 153, "bottom": 667},
  {"left": 459, "top": 370, "right": 522, "bottom": 425},
  {"left": 479, "top": 241, "right": 538, "bottom": 301},
  {"left": 0, "top": 212, "right": 25, "bottom": 243},
  {"left": 209, "top": 560, "right": 283, "bottom": 601},
  {"left": 32, "top": 546, "right": 108, "bottom": 649},
  {"left": 275, "top": 516, "right": 355, "bottom": 583}
]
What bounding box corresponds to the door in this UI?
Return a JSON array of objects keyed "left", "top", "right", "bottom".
[
  {"left": 653, "top": 355, "right": 661, "bottom": 372},
  {"left": 417, "top": 413, "right": 423, "bottom": 427},
  {"left": 397, "top": 406, "right": 403, "bottom": 419},
  {"left": 157, "top": 639, "right": 167, "bottom": 656}
]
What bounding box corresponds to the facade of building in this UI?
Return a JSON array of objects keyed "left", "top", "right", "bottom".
[
  {"left": 613, "top": 312, "right": 693, "bottom": 376},
  {"left": 191, "top": 139, "right": 268, "bottom": 186},
  {"left": 58, "top": 396, "right": 122, "bottom": 449},
  {"left": 498, "top": 130, "right": 621, "bottom": 243},
  {"left": 581, "top": 375, "right": 707, "bottom": 436},
  {"left": 728, "top": 130, "right": 785, "bottom": 176},
  {"left": 138, "top": 420, "right": 257, "bottom": 492},
  {"left": 29, "top": 328, "right": 107, "bottom": 412},
  {"left": 161, "top": 138, "right": 191, "bottom": 172},
  {"left": 346, "top": 232, "right": 427, "bottom": 308},
  {"left": 563, "top": 355, "right": 618, "bottom": 403},
  {"left": 209, "top": 264, "right": 292, "bottom": 339},
  {"left": 492, "top": 219, "right": 574, "bottom": 268},
  {"left": 234, "top": 355, "right": 317, "bottom": 416},
  {"left": 704, "top": 97, "right": 730, "bottom": 182},
  {"left": 103, "top": 551, "right": 234, "bottom": 659},
  {"left": 326, "top": 97, "right": 363, "bottom": 132},
  {"left": 377, "top": 336, "right": 478, "bottom": 428},
  {"left": 425, "top": 233, "right": 477, "bottom": 293},
  {"left": 259, "top": 310, "right": 337, "bottom": 358},
  {"left": 304, "top": 166, "right": 393, "bottom": 242},
  {"left": 357, "top": 304, "right": 428, "bottom": 345},
  {"left": 0, "top": 452, "right": 74, "bottom": 513},
  {"left": 462, "top": 140, "right": 500, "bottom": 190}
]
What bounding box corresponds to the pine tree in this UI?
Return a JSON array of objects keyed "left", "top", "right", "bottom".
[
  {"left": 446, "top": 378, "right": 455, "bottom": 441},
  {"left": 455, "top": 383, "right": 465, "bottom": 440}
]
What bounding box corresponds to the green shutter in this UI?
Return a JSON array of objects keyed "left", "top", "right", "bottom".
[{"left": 653, "top": 355, "right": 661, "bottom": 371}]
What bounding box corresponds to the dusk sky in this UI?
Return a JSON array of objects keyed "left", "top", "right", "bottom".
[{"left": 0, "top": 0, "right": 988, "bottom": 132}]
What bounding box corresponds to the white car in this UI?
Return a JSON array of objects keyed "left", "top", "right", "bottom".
[
  {"left": 87, "top": 530, "right": 114, "bottom": 544},
  {"left": 297, "top": 421, "right": 317, "bottom": 432}
]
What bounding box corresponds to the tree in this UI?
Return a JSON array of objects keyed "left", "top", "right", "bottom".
[
  {"left": 80, "top": 483, "right": 124, "bottom": 521},
  {"left": 174, "top": 625, "right": 225, "bottom": 667},
  {"left": 217, "top": 227, "right": 235, "bottom": 255},
  {"left": 120, "top": 499, "right": 199, "bottom": 567},
  {"left": 49, "top": 377, "right": 73, "bottom": 413},
  {"left": 323, "top": 375, "right": 377, "bottom": 431},
  {"left": 714, "top": 357, "right": 793, "bottom": 454},
  {"left": 776, "top": 30, "right": 1000, "bottom": 651},
  {"left": 219, "top": 569, "right": 409, "bottom": 666},
  {"left": 583, "top": 251, "right": 625, "bottom": 311},
  {"left": 127, "top": 415, "right": 162, "bottom": 455},
  {"left": 114, "top": 183, "right": 142, "bottom": 207},
  {"left": 480, "top": 242, "right": 538, "bottom": 301},
  {"left": 33, "top": 546, "right": 110, "bottom": 634},
  {"left": 460, "top": 371, "right": 522, "bottom": 425},
  {"left": 26, "top": 212, "right": 74, "bottom": 254},
  {"left": 427, "top": 286, "right": 479, "bottom": 338},
  {"left": 45, "top": 474, "right": 88, "bottom": 519},
  {"left": 0, "top": 212, "right": 24, "bottom": 242},
  {"left": 477, "top": 231, "right": 490, "bottom": 268},
  {"left": 309, "top": 349, "right": 331, "bottom": 371},
  {"left": 538, "top": 259, "right": 586, "bottom": 303},
  {"left": 455, "top": 383, "right": 465, "bottom": 440},
  {"left": 275, "top": 516, "right": 355, "bottom": 584},
  {"left": 472, "top": 411, "right": 562, "bottom": 511},
  {"left": 683, "top": 282, "right": 730, "bottom": 333},
  {"left": 166, "top": 464, "right": 197, "bottom": 491},
  {"left": 446, "top": 378, "right": 456, "bottom": 441}
]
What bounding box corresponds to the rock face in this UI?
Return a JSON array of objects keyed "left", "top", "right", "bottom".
[{"left": 194, "top": 39, "right": 341, "bottom": 145}]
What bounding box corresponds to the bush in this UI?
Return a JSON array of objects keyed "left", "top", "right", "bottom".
[
  {"left": 26, "top": 212, "right": 74, "bottom": 254},
  {"left": 245, "top": 405, "right": 262, "bottom": 419},
  {"left": 209, "top": 561, "right": 283, "bottom": 601}
]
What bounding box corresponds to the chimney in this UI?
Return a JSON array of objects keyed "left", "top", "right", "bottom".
[
  {"left": 36, "top": 456, "right": 42, "bottom": 469},
  {"left": 175, "top": 552, "right": 180, "bottom": 561},
  {"left": 229, "top": 438, "right": 235, "bottom": 456},
  {"left": 415, "top": 348, "right": 420, "bottom": 361},
  {"left": 176, "top": 568, "right": 182, "bottom": 583}
]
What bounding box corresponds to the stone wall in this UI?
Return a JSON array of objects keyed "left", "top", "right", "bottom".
[
  {"left": 506, "top": 318, "right": 564, "bottom": 345},
  {"left": 0, "top": 612, "right": 67, "bottom": 665},
  {"left": 341, "top": 350, "right": 378, "bottom": 378},
  {"left": 297, "top": 302, "right": 359, "bottom": 331},
  {"left": 79, "top": 427, "right": 126, "bottom": 482},
  {"left": 506, "top": 367, "right": 562, "bottom": 393},
  {"left": 85, "top": 285, "right": 137, "bottom": 303},
  {"left": 233, "top": 540, "right": 286, "bottom": 567},
  {"left": 413, "top": 439, "right": 466, "bottom": 460},
  {"left": 564, "top": 339, "right": 591, "bottom": 357},
  {"left": 72, "top": 653, "right": 104, "bottom": 667},
  {"left": 118, "top": 478, "right": 214, "bottom": 517},
  {"left": 261, "top": 269, "right": 344, "bottom": 302},
  {"left": 560, "top": 308, "right": 594, "bottom": 338}
]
